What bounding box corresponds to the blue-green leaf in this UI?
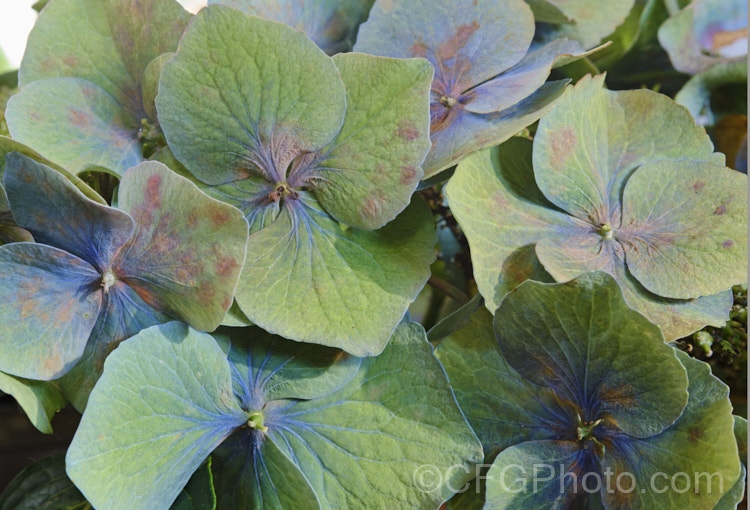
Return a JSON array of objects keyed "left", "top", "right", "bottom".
[
  {"left": 354, "top": 0, "right": 590, "bottom": 177},
  {"left": 447, "top": 75, "right": 746, "bottom": 340},
  {"left": 66, "top": 322, "right": 247, "bottom": 510}
]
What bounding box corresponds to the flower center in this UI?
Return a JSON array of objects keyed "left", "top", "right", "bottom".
[
  {"left": 269, "top": 182, "right": 299, "bottom": 203},
  {"left": 100, "top": 270, "right": 116, "bottom": 293},
  {"left": 439, "top": 95, "right": 457, "bottom": 107},
  {"left": 597, "top": 222, "right": 614, "bottom": 239},
  {"left": 247, "top": 411, "right": 268, "bottom": 434},
  {"left": 137, "top": 118, "right": 166, "bottom": 158},
  {"left": 577, "top": 417, "right": 603, "bottom": 440},
  {"left": 575, "top": 413, "right": 607, "bottom": 454}
]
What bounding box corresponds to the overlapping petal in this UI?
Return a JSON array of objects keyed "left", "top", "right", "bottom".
[
  {"left": 355, "top": 0, "right": 593, "bottom": 177},
  {"left": 447, "top": 76, "right": 747, "bottom": 339}
]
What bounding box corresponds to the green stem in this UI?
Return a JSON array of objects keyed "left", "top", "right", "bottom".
[
  {"left": 428, "top": 275, "right": 470, "bottom": 305},
  {"left": 580, "top": 57, "right": 601, "bottom": 76},
  {"left": 663, "top": 0, "right": 680, "bottom": 15},
  {"left": 247, "top": 411, "right": 268, "bottom": 433},
  {"left": 423, "top": 289, "right": 446, "bottom": 332}
]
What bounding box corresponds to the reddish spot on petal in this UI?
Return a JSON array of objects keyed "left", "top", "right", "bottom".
[
  {"left": 216, "top": 255, "right": 239, "bottom": 278},
  {"left": 395, "top": 119, "right": 419, "bottom": 141},
  {"left": 210, "top": 207, "right": 233, "bottom": 227},
  {"left": 43, "top": 352, "right": 63, "bottom": 375},
  {"left": 688, "top": 425, "right": 704, "bottom": 442},
  {"left": 133, "top": 174, "right": 164, "bottom": 227},
  {"left": 146, "top": 174, "right": 163, "bottom": 205},
  {"left": 549, "top": 128, "right": 577, "bottom": 168},
  {"left": 69, "top": 108, "right": 90, "bottom": 127},
  {"left": 132, "top": 284, "right": 160, "bottom": 307},
  {"left": 81, "top": 84, "right": 98, "bottom": 100},
  {"left": 436, "top": 21, "right": 480, "bottom": 62},
  {"left": 20, "top": 299, "right": 35, "bottom": 319},
  {"left": 362, "top": 197, "right": 382, "bottom": 221},
  {"left": 187, "top": 210, "right": 198, "bottom": 228},
  {"left": 598, "top": 384, "right": 637, "bottom": 409},
  {"left": 713, "top": 205, "right": 726, "bottom": 215},
  {"left": 56, "top": 300, "right": 74, "bottom": 324},
  {"left": 197, "top": 281, "right": 217, "bottom": 305},
  {"left": 400, "top": 164, "right": 418, "bottom": 185},
  {"left": 410, "top": 41, "right": 428, "bottom": 58},
  {"left": 63, "top": 54, "right": 79, "bottom": 68}
]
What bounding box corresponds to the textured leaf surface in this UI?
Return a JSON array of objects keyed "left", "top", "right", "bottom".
[
  {"left": 0, "top": 154, "right": 136, "bottom": 381},
  {"left": 142, "top": 53, "right": 173, "bottom": 121},
  {"left": 618, "top": 159, "right": 747, "bottom": 299},
  {"left": 355, "top": 0, "right": 534, "bottom": 90},
  {"left": 525, "top": 0, "right": 572, "bottom": 23},
  {"left": 536, "top": 242, "right": 735, "bottom": 341},
  {"left": 658, "top": 0, "right": 747, "bottom": 75},
  {"left": 445, "top": 137, "right": 568, "bottom": 312},
  {"left": 714, "top": 463, "right": 746, "bottom": 510},
  {"left": 208, "top": 0, "right": 374, "bottom": 54},
  {"left": 156, "top": 5, "right": 346, "bottom": 186},
  {"left": 355, "top": 0, "right": 586, "bottom": 177},
  {"left": 20, "top": 0, "right": 190, "bottom": 105},
  {"left": 66, "top": 323, "right": 247, "bottom": 510},
  {"left": 270, "top": 320, "right": 483, "bottom": 509},
  {"left": 484, "top": 440, "right": 599, "bottom": 509},
  {"left": 0, "top": 454, "right": 91, "bottom": 510},
  {"left": 4, "top": 152, "right": 133, "bottom": 269},
  {"left": 313, "top": 53, "right": 432, "bottom": 230},
  {"left": 116, "top": 161, "right": 249, "bottom": 332},
  {"left": 211, "top": 431, "right": 320, "bottom": 510},
  {"left": 598, "top": 352, "right": 740, "bottom": 509},
  {"left": 422, "top": 82, "right": 569, "bottom": 178},
  {"left": 235, "top": 195, "right": 435, "bottom": 356},
  {"left": 438, "top": 274, "right": 738, "bottom": 508},
  {"left": 714, "top": 416, "right": 748, "bottom": 509},
  {"left": 0, "top": 372, "right": 65, "bottom": 434},
  {"left": 156, "top": 6, "right": 436, "bottom": 352},
  {"left": 531, "top": 0, "right": 637, "bottom": 49},
  {"left": 0, "top": 155, "right": 247, "bottom": 393},
  {"left": 67, "top": 320, "right": 482, "bottom": 509},
  {"left": 211, "top": 326, "right": 357, "bottom": 510},
  {"left": 435, "top": 305, "right": 565, "bottom": 461},
  {"left": 734, "top": 416, "right": 747, "bottom": 465},
  {"left": 0, "top": 243, "right": 101, "bottom": 380},
  {"left": 57, "top": 281, "right": 170, "bottom": 411},
  {"left": 495, "top": 273, "right": 688, "bottom": 439},
  {"left": 10, "top": 0, "right": 190, "bottom": 175},
  {"left": 463, "top": 39, "right": 591, "bottom": 115},
  {"left": 6, "top": 78, "right": 141, "bottom": 175},
  {"left": 220, "top": 300, "right": 254, "bottom": 328},
  {"left": 221, "top": 327, "right": 361, "bottom": 404},
  {"left": 449, "top": 76, "right": 745, "bottom": 339},
  {"left": 426, "top": 293, "right": 483, "bottom": 343},
  {"left": 533, "top": 75, "right": 722, "bottom": 223},
  {"left": 0, "top": 136, "right": 105, "bottom": 204}
]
